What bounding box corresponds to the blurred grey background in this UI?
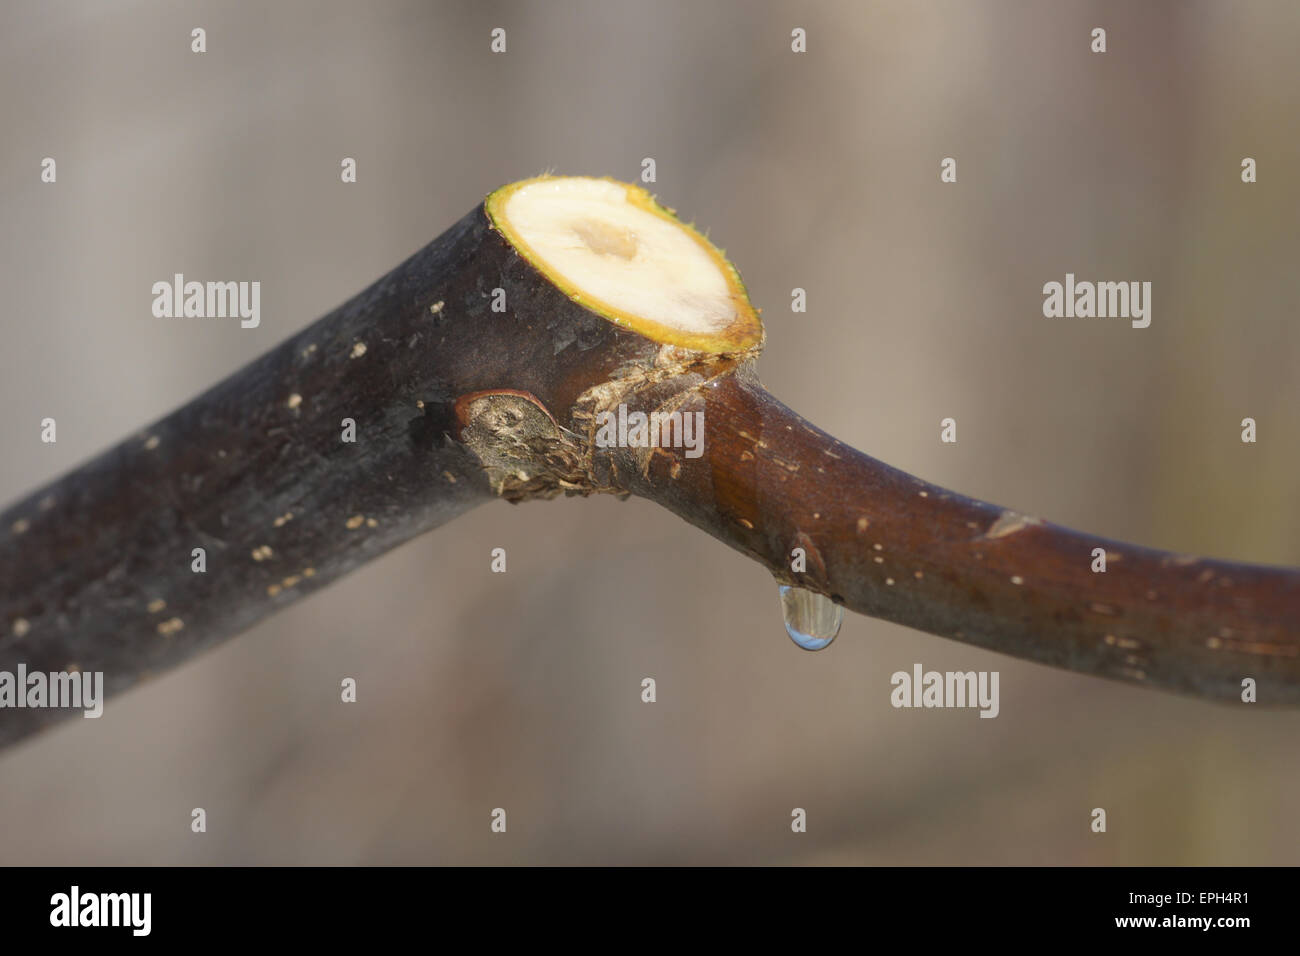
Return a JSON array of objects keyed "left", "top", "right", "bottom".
[{"left": 1, "top": 0, "right": 1297, "bottom": 864}]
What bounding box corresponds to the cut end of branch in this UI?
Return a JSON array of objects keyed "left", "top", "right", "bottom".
[{"left": 486, "top": 175, "right": 764, "bottom": 354}]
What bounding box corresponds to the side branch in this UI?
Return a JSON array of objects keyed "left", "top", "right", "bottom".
[{"left": 616, "top": 370, "right": 1300, "bottom": 702}]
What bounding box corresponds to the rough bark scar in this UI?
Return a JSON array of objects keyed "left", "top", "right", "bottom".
[
  {"left": 454, "top": 389, "right": 596, "bottom": 503},
  {"left": 453, "top": 389, "right": 560, "bottom": 440},
  {"left": 455, "top": 342, "right": 761, "bottom": 504},
  {"left": 570, "top": 343, "right": 760, "bottom": 485}
]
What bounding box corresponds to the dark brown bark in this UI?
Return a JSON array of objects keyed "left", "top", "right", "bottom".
[{"left": 0, "top": 203, "right": 674, "bottom": 748}]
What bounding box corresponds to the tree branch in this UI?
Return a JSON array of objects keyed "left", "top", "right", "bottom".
[
  {"left": 612, "top": 369, "right": 1299, "bottom": 702},
  {"left": 2, "top": 175, "right": 1296, "bottom": 750}
]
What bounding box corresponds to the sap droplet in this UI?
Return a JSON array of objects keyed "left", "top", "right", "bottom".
[{"left": 779, "top": 585, "right": 843, "bottom": 651}]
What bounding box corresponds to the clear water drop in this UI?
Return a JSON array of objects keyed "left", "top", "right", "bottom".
[{"left": 779, "top": 585, "right": 843, "bottom": 651}]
